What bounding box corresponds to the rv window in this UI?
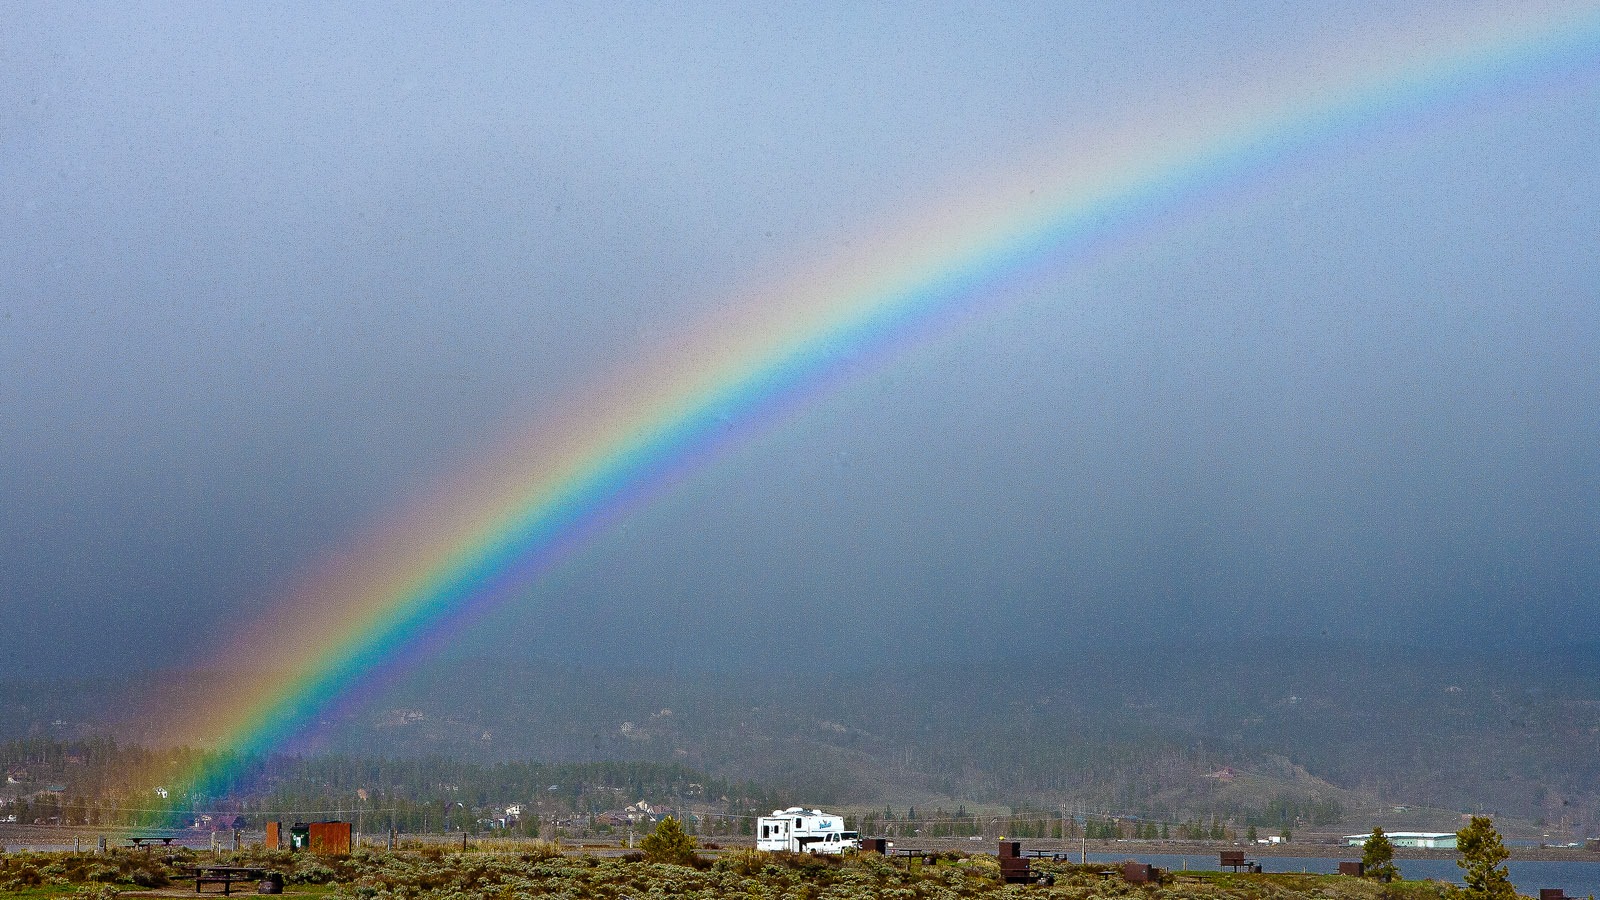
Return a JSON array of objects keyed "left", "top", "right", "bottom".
[
  {"left": 795, "top": 818, "right": 802, "bottom": 827},
  {"left": 761, "top": 826, "right": 768, "bottom": 838}
]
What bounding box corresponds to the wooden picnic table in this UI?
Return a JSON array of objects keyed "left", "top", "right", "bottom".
[
  {"left": 127, "top": 836, "right": 179, "bottom": 849},
  {"left": 1220, "top": 850, "right": 1262, "bottom": 873},
  {"left": 193, "top": 866, "right": 268, "bottom": 896}
]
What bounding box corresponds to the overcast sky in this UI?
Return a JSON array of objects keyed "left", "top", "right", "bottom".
[{"left": 3, "top": 2, "right": 1597, "bottom": 676}]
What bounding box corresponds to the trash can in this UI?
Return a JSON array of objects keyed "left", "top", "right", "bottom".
[{"left": 258, "top": 872, "right": 284, "bottom": 894}]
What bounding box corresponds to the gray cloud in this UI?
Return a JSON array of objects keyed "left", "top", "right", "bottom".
[{"left": 2, "top": 2, "right": 1596, "bottom": 673}]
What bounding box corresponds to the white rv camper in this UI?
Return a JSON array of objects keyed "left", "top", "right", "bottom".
[{"left": 756, "top": 807, "right": 860, "bottom": 854}]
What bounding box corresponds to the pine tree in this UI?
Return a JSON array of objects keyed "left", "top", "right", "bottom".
[
  {"left": 640, "top": 816, "right": 699, "bottom": 866},
  {"left": 1361, "top": 826, "right": 1400, "bottom": 881},
  {"left": 1456, "top": 816, "right": 1513, "bottom": 900}
]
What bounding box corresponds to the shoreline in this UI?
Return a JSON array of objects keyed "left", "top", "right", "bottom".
[{"left": 0, "top": 825, "right": 1595, "bottom": 864}]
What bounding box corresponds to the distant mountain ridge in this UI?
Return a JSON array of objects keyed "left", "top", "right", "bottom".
[{"left": 6, "top": 644, "right": 1597, "bottom": 837}]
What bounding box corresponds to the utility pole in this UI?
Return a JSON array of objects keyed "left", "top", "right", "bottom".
[{"left": 1079, "top": 804, "right": 1087, "bottom": 865}]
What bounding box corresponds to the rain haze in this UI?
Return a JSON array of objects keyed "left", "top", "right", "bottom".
[{"left": 4, "top": 2, "right": 1598, "bottom": 683}]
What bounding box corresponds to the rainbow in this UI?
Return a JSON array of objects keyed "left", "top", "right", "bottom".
[{"left": 158, "top": 8, "right": 1600, "bottom": 807}]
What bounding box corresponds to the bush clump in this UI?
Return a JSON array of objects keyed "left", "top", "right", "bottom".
[{"left": 0, "top": 842, "right": 1486, "bottom": 900}]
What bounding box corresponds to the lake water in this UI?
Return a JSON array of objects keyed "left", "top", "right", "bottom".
[{"left": 1083, "top": 852, "right": 1600, "bottom": 896}]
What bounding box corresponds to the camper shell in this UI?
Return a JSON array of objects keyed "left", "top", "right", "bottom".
[{"left": 756, "top": 807, "right": 860, "bottom": 854}]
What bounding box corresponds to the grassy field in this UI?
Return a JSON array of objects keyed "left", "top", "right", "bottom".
[{"left": 0, "top": 844, "right": 1478, "bottom": 900}]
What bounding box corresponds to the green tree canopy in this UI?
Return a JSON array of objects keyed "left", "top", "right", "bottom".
[
  {"left": 640, "top": 816, "right": 699, "bottom": 866},
  {"left": 1361, "top": 826, "right": 1399, "bottom": 881},
  {"left": 1456, "top": 816, "right": 1513, "bottom": 900}
]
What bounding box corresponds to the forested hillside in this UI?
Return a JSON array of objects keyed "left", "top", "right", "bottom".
[
  {"left": 0, "top": 739, "right": 784, "bottom": 833},
  {"left": 5, "top": 644, "right": 1597, "bottom": 837}
]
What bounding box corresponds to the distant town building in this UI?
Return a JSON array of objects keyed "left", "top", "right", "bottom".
[
  {"left": 594, "top": 801, "right": 675, "bottom": 827},
  {"left": 1344, "top": 831, "right": 1457, "bottom": 850}
]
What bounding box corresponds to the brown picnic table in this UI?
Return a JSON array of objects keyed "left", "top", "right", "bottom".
[
  {"left": 887, "top": 847, "right": 941, "bottom": 860},
  {"left": 193, "top": 866, "right": 268, "bottom": 896}
]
